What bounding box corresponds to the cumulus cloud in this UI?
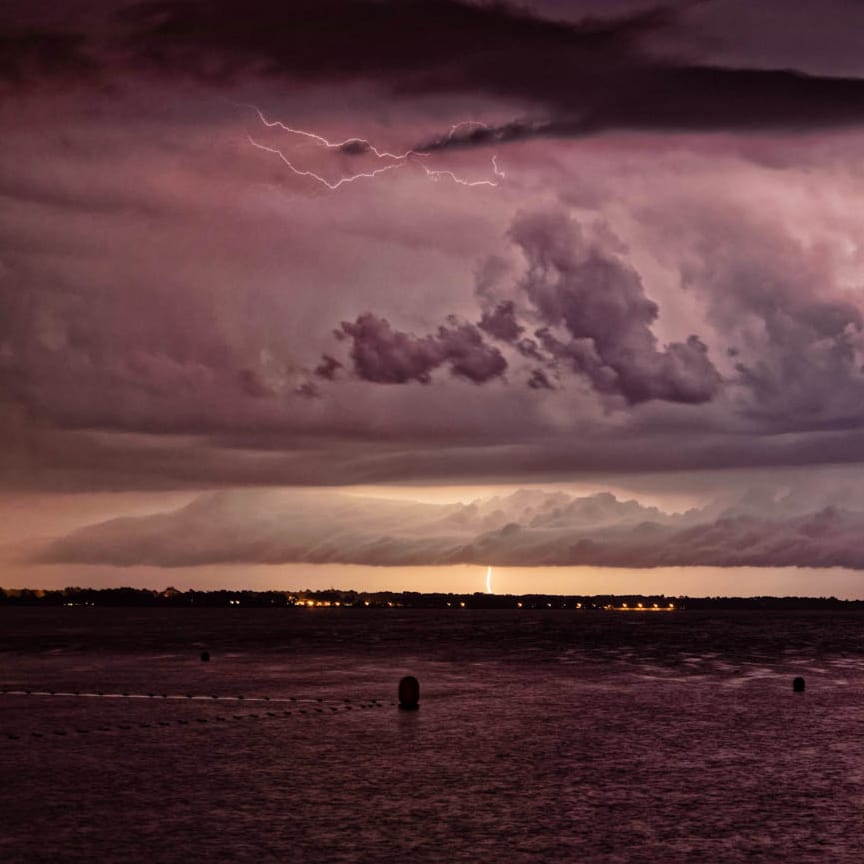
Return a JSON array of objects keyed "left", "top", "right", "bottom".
[
  {"left": 38, "top": 486, "right": 864, "bottom": 570},
  {"left": 658, "top": 205, "right": 864, "bottom": 428},
  {"left": 337, "top": 313, "right": 507, "bottom": 385},
  {"left": 506, "top": 210, "right": 721, "bottom": 404},
  {"left": 329, "top": 210, "right": 721, "bottom": 405}
]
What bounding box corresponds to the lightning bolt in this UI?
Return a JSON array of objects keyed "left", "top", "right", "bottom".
[
  {"left": 251, "top": 106, "right": 418, "bottom": 161},
  {"left": 245, "top": 135, "right": 404, "bottom": 190},
  {"left": 243, "top": 106, "right": 505, "bottom": 192},
  {"left": 419, "top": 159, "right": 502, "bottom": 187}
]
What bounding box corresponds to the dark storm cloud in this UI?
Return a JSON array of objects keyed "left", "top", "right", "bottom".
[
  {"left": 416, "top": 66, "right": 864, "bottom": 151},
  {"left": 338, "top": 313, "right": 507, "bottom": 385},
  {"left": 314, "top": 355, "right": 343, "bottom": 381},
  {"left": 0, "top": 29, "right": 97, "bottom": 86},
  {"left": 8, "top": 1, "right": 864, "bottom": 140},
  {"left": 38, "top": 487, "right": 864, "bottom": 569},
  {"left": 114, "top": 0, "right": 864, "bottom": 145},
  {"left": 119, "top": 0, "right": 666, "bottom": 85},
  {"left": 478, "top": 300, "right": 524, "bottom": 343}
]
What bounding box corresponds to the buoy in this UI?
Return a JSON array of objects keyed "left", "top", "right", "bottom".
[
  {"left": 200, "top": 650, "right": 210, "bottom": 662},
  {"left": 793, "top": 676, "right": 806, "bottom": 692},
  {"left": 398, "top": 675, "right": 420, "bottom": 710}
]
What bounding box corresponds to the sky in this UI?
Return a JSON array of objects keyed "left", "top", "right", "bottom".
[{"left": 4, "top": 0, "right": 864, "bottom": 596}]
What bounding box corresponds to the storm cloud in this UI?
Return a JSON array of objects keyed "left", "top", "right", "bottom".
[
  {"left": 5, "top": 0, "right": 864, "bottom": 593},
  {"left": 331, "top": 210, "right": 721, "bottom": 404},
  {"left": 337, "top": 313, "right": 507, "bottom": 385},
  {"left": 37, "top": 486, "right": 864, "bottom": 571},
  {"left": 508, "top": 210, "right": 722, "bottom": 404},
  {"left": 117, "top": 0, "right": 864, "bottom": 146},
  {"left": 8, "top": 1, "right": 864, "bottom": 143}
]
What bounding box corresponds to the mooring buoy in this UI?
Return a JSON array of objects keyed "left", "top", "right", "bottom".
[
  {"left": 398, "top": 675, "right": 420, "bottom": 710},
  {"left": 792, "top": 676, "right": 805, "bottom": 692},
  {"left": 200, "top": 650, "right": 210, "bottom": 662}
]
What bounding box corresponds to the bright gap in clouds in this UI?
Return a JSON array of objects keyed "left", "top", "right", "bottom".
[{"left": 341, "top": 483, "right": 705, "bottom": 514}]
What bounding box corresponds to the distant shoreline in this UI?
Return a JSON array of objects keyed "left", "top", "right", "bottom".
[{"left": 1, "top": 587, "right": 862, "bottom": 610}]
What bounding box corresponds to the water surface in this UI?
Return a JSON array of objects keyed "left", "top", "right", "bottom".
[{"left": 2, "top": 608, "right": 863, "bottom": 862}]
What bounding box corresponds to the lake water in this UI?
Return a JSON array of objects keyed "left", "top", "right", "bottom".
[{"left": 2, "top": 608, "right": 864, "bottom": 863}]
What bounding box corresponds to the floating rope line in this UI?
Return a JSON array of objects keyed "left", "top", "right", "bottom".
[
  {"left": 0, "top": 688, "right": 379, "bottom": 705},
  {"left": 2, "top": 698, "right": 386, "bottom": 742},
  {"left": 0, "top": 687, "right": 384, "bottom": 741}
]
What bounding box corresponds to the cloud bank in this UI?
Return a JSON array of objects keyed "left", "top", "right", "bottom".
[{"left": 37, "top": 487, "right": 864, "bottom": 571}]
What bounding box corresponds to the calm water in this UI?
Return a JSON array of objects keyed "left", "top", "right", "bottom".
[{"left": 2, "top": 608, "right": 864, "bottom": 863}]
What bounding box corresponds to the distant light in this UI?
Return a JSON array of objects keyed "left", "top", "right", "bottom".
[
  {"left": 459, "top": 601, "right": 466, "bottom": 608},
  {"left": 516, "top": 602, "right": 522, "bottom": 608}
]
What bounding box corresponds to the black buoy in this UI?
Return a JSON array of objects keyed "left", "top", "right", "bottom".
[
  {"left": 200, "top": 650, "right": 210, "bottom": 662},
  {"left": 398, "top": 675, "right": 420, "bottom": 710},
  {"left": 793, "top": 676, "right": 806, "bottom": 692}
]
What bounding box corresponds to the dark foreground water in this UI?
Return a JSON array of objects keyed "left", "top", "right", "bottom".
[{"left": 2, "top": 608, "right": 864, "bottom": 863}]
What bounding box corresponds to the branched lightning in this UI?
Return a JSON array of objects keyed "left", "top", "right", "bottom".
[
  {"left": 419, "top": 158, "right": 502, "bottom": 187},
  {"left": 251, "top": 106, "right": 419, "bottom": 161},
  {"left": 246, "top": 134, "right": 403, "bottom": 190},
  {"left": 243, "top": 106, "right": 505, "bottom": 192}
]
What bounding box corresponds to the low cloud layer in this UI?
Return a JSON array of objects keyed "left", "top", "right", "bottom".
[{"left": 37, "top": 486, "right": 864, "bottom": 571}]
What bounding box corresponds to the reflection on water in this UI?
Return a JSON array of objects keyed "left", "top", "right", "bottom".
[{"left": 1, "top": 608, "right": 864, "bottom": 863}]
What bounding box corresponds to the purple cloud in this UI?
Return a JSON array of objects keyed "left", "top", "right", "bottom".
[
  {"left": 338, "top": 313, "right": 506, "bottom": 385},
  {"left": 37, "top": 487, "right": 864, "bottom": 570},
  {"left": 510, "top": 210, "right": 722, "bottom": 404}
]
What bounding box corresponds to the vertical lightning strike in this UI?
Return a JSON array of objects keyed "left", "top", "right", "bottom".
[
  {"left": 244, "top": 106, "right": 505, "bottom": 192},
  {"left": 486, "top": 566, "right": 493, "bottom": 594}
]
